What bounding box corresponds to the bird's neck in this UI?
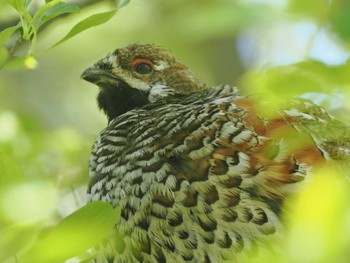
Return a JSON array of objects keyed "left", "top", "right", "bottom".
[{"left": 97, "top": 83, "right": 149, "bottom": 122}]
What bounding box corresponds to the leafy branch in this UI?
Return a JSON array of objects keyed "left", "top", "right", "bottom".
[{"left": 0, "top": 0, "right": 129, "bottom": 69}]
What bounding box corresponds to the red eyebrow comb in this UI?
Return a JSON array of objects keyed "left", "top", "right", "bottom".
[{"left": 131, "top": 58, "right": 153, "bottom": 67}]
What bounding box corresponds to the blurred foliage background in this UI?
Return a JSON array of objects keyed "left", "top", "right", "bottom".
[{"left": 0, "top": 0, "right": 349, "bottom": 262}]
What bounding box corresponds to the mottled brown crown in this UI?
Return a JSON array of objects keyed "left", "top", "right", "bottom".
[{"left": 113, "top": 43, "right": 206, "bottom": 90}]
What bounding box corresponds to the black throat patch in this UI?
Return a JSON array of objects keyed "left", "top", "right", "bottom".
[{"left": 97, "top": 81, "right": 149, "bottom": 122}]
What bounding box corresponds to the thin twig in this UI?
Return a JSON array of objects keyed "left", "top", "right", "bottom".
[
  {"left": 304, "top": 4, "right": 330, "bottom": 59},
  {"left": 8, "top": 36, "right": 24, "bottom": 57}
]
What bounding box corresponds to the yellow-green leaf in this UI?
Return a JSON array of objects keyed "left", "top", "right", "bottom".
[
  {"left": 23, "top": 201, "right": 120, "bottom": 263},
  {"left": 50, "top": 9, "right": 118, "bottom": 50},
  {"left": 0, "top": 25, "right": 20, "bottom": 45}
]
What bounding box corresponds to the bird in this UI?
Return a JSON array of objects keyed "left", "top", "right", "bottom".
[{"left": 81, "top": 43, "right": 350, "bottom": 263}]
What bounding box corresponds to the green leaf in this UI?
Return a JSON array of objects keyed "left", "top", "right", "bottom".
[
  {"left": 0, "top": 25, "right": 20, "bottom": 45},
  {"left": 0, "top": 224, "right": 41, "bottom": 262},
  {"left": 330, "top": 4, "right": 350, "bottom": 41},
  {"left": 239, "top": 59, "right": 350, "bottom": 116},
  {"left": 5, "top": 0, "right": 25, "bottom": 11},
  {"left": 23, "top": 201, "right": 120, "bottom": 263},
  {"left": 288, "top": 0, "right": 329, "bottom": 18},
  {"left": 0, "top": 181, "right": 57, "bottom": 223},
  {"left": 24, "top": 0, "right": 32, "bottom": 8},
  {"left": 241, "top": 60, "right": 350, "bottom": 98},
  {"left": 49, "top": 9, "right": 117, "bottom": 50},
  {"left": 32, "top": 0, "right": 61, "bottom": 25},
  {"left": 118, "top": 0, "right": 130, "bottom": 8},
  {"left": 285, "top": 166, "right": 350, "bottom": 263},
  {"left": 241, "top": 65, "right": 323, "bottom": 104},
  {"left": 33, "top": 2, "right": 80, "bottom": 29}
]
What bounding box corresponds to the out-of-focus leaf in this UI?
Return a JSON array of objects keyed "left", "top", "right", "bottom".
[
  {"left": 253, "top": 165, "right": 350, "bottom": 263},
  {"left": 118, "top": 0, "right": 130, "bottom": 8},
  {"left": 0, "top": 181, "right": 57, "bottom": 223},
  {"left": 33, "top": 1, "right": 80, "bottom": 29},
  {"left": 284, "top": 165, "right": 350, "bottom": 263},
  {"left": 176, "top": 3, "right": 267, "bottom": 41},
  {"left": 0, "top": 25, "right": 20, "bottom": 45},
  {"left": 23, "top": 201, "right": 120, "bottom": 263},
  {"left": 49, "top": 9, "right": 118, "bottom": 50},
  {"left": 239, "top": 59, "right": 350, "bottom": 115},
  {"left": 0, "top": 152, "right": 24, "bottom": 188},
  {"left": 5, "top": 0, "right": 25, "bottom": 11},
  {"left": 241, "top": 59, "right": 350, "bottom": 98},
  {"left": 330, "top": 4, "right": 350, "bottom": 41},
  {"left": 0, "top": 223, "right": 41, "bottom": 262},
  {"left": 298, "top": 59, "right": 350, "bottom": 85},
  {"left": 24, "top": 0, "right": 32, "bottom": 8},
  {"left": 32, "top": 0, "right": 60, "bottom": 22},
  {"left": 240, "top": 65, "right": 322, "bottom": 114},
  {"left": 6, "top": 0, "right": 32, "bottom": 10},
  {"left": 288, "top": 0, "right": 329, "bottom": 18}
]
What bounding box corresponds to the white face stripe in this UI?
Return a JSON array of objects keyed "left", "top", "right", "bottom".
[
  {"left": 100, "top": 53, "right": 117, "bottom": 66},
  {"left": 148, "top": 84, "right": 174, "bottom": 102},
  {"left": 108, "top": 53, "right": 117, "bottom": 64},
  {"left": 124, "top": 77, "right": 151, "bottom": 92},
  {"left": 154, "top": 60, "right": 169, "bottom": 71}
]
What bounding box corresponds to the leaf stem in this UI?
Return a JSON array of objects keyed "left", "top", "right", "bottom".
[{"left": 9, "top": 37, "right": 24, "bottom": 57}]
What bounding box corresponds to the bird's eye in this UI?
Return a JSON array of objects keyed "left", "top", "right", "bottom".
[
  {"left": 135, "top": 62, "right": 153, "bottom": 74},
  {"left": 132, "top": 58, "right": 154, "bottom": 75}
]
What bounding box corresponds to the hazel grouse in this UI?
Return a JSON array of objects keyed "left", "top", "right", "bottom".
[{"left": 81, "top": 43, "right": 349, "bottom": 263}]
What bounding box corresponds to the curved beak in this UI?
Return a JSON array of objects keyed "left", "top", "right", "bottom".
[{"left": 81, "top": 67, "right": 120, "bottom": 88}]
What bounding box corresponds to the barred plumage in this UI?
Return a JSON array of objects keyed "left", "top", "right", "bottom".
[{"left": 82, "top": 43, "right": 350, "bottom": 263}]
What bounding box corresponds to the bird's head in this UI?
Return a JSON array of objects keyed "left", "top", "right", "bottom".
[{"left": 81, "top": 43, "right": 206, "bottom": 121}]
